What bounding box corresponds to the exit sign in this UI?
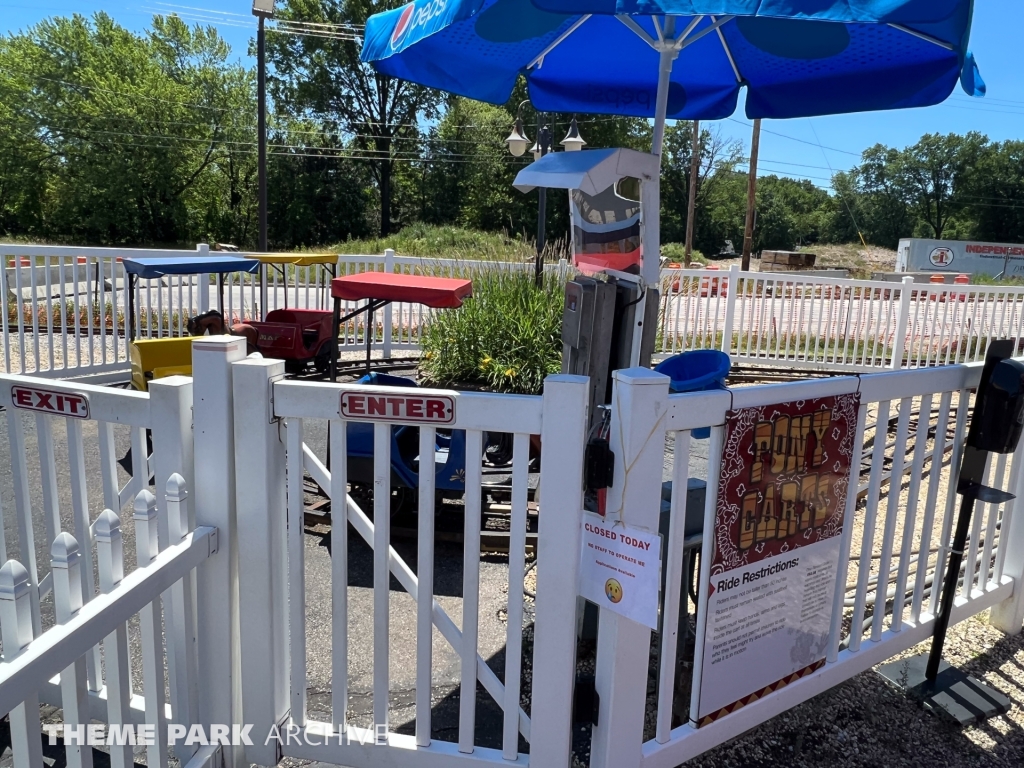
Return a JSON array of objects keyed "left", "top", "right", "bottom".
[{"left": 11, "top": 386, "right": 90, "bottom": 419}]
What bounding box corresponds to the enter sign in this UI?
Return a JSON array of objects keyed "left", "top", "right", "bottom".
[
  {"left": 340, "top": 390, "right": 455, "bottom": 424},
  {"left": 11, "top": 385, "right": 90, "bottom": 419}
]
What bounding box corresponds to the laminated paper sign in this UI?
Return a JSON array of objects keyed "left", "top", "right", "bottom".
[
  {"left": 696, "top": 393, "right": 859, "bottom": 727},
  {"left": 579, "top": 515, "right": 662, "bottom": 629}
]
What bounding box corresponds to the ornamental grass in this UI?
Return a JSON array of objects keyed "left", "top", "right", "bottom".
[{"left": 420, "top": 266, "right": 565, "bottom": 395}]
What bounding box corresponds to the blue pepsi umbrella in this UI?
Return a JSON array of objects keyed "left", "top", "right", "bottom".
[{"left": 362, "top": 0, "right": 984, "bottom": 132}]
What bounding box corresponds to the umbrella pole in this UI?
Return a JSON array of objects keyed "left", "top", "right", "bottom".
[
  {"left": 640, "top": 26, "right": 677, "bottom": 289},
  {"left": 651, "top": 16, "right": 677, "bottom": 157}
]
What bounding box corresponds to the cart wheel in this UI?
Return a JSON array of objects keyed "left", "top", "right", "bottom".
[
  {"left": 391, "top": 486, "right": 416, "bottom": 517},
  {"left": 314, "top": 341, "right": 333, "bottom": 373}
]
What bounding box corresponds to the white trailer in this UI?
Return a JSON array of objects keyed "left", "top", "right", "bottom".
[{"left": 897, "top": 237, "right": 1024, "bottom": 277}]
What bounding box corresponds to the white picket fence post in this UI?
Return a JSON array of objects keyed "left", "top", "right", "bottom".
[
  {"left": 720, "top": 264, "right": 740, "bottom": 354},
  {"left": 149, "top": 375, "right": 194, "bottom": 545},
  {"left": 197, "top": 243, "right": 211, "bottom": 314},
  {"left": 134, "top": 490, "right": 170, "bottom": 767},
  {"left": 148, "top": 374, "right": 196, "bottom": 762},
  {"left": 52, "top": 532, "right": 93, "bottom": 768},
  {"left": 590, "top": 367, "right": 671, "bottom": 768},
  {"left": 0, "top": 559, "right": 44, "bottom": 768},
  {"left": 383, "top": 247, "right": 395, "bottom": 357},
  {"left": 889, "top": 276, "right": 915, "bottom": 369},
  {"left": 233, "top": 356, "right": 290, "bottom": 767},
  {"left": 530, "top": 374, "right": 590, "bottom": 768},
  {"left": 190, "top": 336, "right": 247, "bottom": 767},
  {"left": 991, "top": 427, "right": 1024, "bottom": 633},
  {"left": 165, "top": 474, "right": 200, "bottom": 760},
  {"left": 95, "top": 509, "right": 135, "bottom": 768}
]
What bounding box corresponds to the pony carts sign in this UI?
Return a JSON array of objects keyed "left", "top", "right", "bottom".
[
  {"left": 340, "top": 390, "right": 455, "bottom": 424},
  {"left": 11, "top": 385, "right": 90, "bottom": 419},
  {"left": 695, "top": 394, "right": 858, "bottom": 726}
]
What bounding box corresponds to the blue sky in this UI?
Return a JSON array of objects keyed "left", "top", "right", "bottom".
[{"left": 6, "top": 0, "right": 1024, "bottom": 190}]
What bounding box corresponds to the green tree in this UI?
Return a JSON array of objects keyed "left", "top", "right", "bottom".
[
  {"left": 268, "top": 120, "right": 373, "bottom": 247},
  {"left": 898, "top": 132, "right": 987, "bottom": 240},
  {"left": 0, "top": 12, "right": 254, "bottom": 245},
  {"left": 266, "top": 0, "right": 442, "bottom": 237},
  {"left": 967, "top": 140, "right": 1024, "bottom": 244}
]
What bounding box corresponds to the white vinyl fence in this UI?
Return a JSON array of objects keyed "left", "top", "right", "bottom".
[
  {"left": 7, "top": 242, "right": 1024, "bottom": 381},
  {"left": 660, "top": 265, "right": 1024, "bottom": 371},
  {"left": 586, "top": 362, "right": 1024, "bottom": 768},
  {"left": 2, "top": 339, "right": 1024, "bottom": 768},
  {"left": 0, "top": 244, "right": 568, "bottom": 380}
]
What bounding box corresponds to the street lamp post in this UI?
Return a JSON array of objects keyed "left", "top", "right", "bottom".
[
  {"left": 533, "top": 120, "right": 552, "bottom": 287},
  {"left": 252, "top": 0, "right": 276, "bottom": 252},
  {"left": 505, "top": 104, "right": 585, "bottom": 287}
]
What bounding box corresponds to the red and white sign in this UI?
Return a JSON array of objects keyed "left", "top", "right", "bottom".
[
  {"left": 340, "top": 390, "right": 455, "bottom": 424},
  {"left": 11, "top": 385, "right": 90, "bottom": 419}
]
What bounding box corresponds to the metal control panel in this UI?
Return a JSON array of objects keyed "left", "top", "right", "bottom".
[{"left": 561, "top": 276, "right": 617, "bottom": 430}]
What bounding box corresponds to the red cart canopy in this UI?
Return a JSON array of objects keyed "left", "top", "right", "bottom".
[{"left": 331, "top": 272, "right": 472, "bottom": 308}]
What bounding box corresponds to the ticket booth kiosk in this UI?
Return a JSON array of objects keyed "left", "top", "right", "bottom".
[{"left": 514, "top": 148, "right": 662, "bottom": 428}]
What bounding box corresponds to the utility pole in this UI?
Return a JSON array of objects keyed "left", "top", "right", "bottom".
[
  {"left": 684, "top": 119, "right": 700, "bottom": 267},
  {"left": 741, "top": 118, "right": 761, "bottom": 271},
  {"left": 257, "top": 16, "right": 268, "bottom": 252}
]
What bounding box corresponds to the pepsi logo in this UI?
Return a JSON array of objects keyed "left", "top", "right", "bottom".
[
  {"left": 389, "top": 0, "right": 447, "bottom": 50},
  {"left": 390, "top": 3, "right": 416, "bottom": 49}
]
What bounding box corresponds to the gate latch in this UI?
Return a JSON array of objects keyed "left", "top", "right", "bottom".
[{"left": 585, "top": 438, "right": 614, "bottom": 491}]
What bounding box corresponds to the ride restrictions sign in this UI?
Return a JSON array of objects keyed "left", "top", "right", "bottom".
[
  {"left": 579, "top": 515, "right": 661, "bottom": 629},
  {"left": 695, "top": 393, "right": 858, "bottom": 727}
]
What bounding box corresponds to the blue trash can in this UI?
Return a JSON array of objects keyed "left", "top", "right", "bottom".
[{"left": 654, "top": 350, "right": 731, "bottom": 438}]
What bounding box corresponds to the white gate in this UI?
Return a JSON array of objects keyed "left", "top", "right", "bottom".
[
  {"left": 0, "top": 364, "right": 238, "bottom": 767},
  {"left": 585, "top": 362, "right": 1024, "bottom": 768},
  {"left": 231, "top": 358, "right": 589, "bottom": 767}
]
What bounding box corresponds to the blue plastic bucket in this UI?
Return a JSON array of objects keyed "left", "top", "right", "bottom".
[{"left": 655, "top": 350, "right": 731, "bottom": 438}]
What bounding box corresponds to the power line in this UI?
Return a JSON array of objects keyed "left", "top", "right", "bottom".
[
  {"left": 807, "top": 118, "right": 866, "bottom": 245},
  {"left": 726, "top": 117, "right": 862, "bottom": 158}
]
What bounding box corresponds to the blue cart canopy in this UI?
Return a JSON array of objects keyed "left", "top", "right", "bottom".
[{"left": 122, "top": 255, "right": 261, "bottom": 280}]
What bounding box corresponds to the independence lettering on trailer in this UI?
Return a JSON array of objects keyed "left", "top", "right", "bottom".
[
  {"left": 340, "top": 390, "right": 455, "bottom": 424},
  {"left": 899, "top": 238, "right": 1024, "bottom": 277},
  {"left": 11, "top": 385, "right": 90, "bottom": 419}
]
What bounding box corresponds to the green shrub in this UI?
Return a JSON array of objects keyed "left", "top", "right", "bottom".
[
  {"left": 420, "top": 267, "right": 565, "bottom": 394},
  {"left": 661, "top": 242, "right": 706, "bottom": 265}
]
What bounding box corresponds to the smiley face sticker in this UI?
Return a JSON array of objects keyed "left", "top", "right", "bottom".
[{"left": 605, "top": 578, "right": 623, "bottom": 603}]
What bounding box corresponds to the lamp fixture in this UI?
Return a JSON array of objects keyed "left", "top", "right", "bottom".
[
  {"left": 505, "top": 117, "right": 530, "bottom": 157},
  {"left": 560, "top": 116, "right": 586, "bottom": 151},
  {"left": 252, "top": 0, "right": 276, "bottom": 18}
]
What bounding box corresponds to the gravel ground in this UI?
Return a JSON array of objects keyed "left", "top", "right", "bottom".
[
  {"left": 0, "top": 332, "right": 124, "bottom": 375},
  {"left": 674, "top": 613, "right": 1024, "bottom": 768}
]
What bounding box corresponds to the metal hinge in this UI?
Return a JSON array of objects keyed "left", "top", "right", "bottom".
[
  {"left": 207, "top": 527, "right": 219, "bottom": 556},
  {"left": 268, "top": 372, "right": 286, "bottom": 424}
]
